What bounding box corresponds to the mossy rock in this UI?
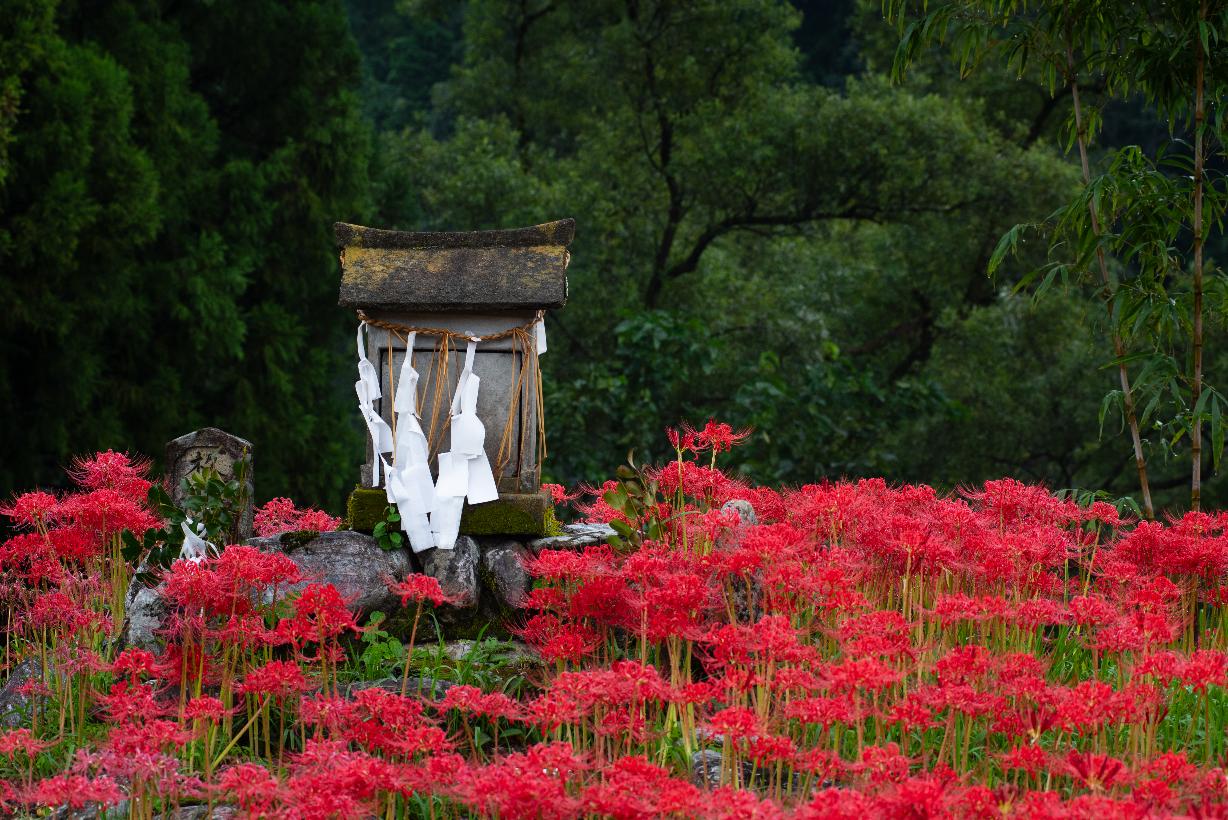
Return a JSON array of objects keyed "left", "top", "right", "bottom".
[
  {"left": 345, "top": 487, "right": 388, "bottom": 533},
  {"left": 460, "top": 491, "right": 553, "bottom": 536},
  {"left": 347, "top": 487, "right": 556, "bottom": 537}
]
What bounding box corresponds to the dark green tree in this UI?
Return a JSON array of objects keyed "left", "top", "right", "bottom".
[{"left": 0, "top": 0, "right": 369, "bottom": 509}]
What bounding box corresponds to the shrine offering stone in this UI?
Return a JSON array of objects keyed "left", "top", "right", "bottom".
[{"left": 165, "top": 428, "right": 254, "bottom": 539}]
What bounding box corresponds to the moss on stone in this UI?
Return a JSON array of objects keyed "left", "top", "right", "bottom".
[
  {"left": 348, "top": 487, "right": 556, "bottom": 537},
  {"left": 460, "top": 491, "right": 551, "bottom": 536},
  {"left": 542, "top": 507, "right": 564, "bottom": 537},
  {"left": 278, "top": 530, "right": 320, "bottom": 551},
  {"left": 346, "top": 487, "right": 388, "bottom": 533}
]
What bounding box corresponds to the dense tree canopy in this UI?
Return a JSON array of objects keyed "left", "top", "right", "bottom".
[{"left": 2, "top": 0, "right": 1223, "bottom": 513}]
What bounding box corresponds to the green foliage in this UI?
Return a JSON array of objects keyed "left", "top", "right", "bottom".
[
  {"left": 355, "top": 611, "right": 406, "bottom": 679},
  {"left": 121, "top": 456, "right": 253, "bottom": 575},
  {"left": 372, "top": 505, "right": 404, "bottom": 551},
  {"left": 0, "top": 0, "right": 368, "bottom": 510}
]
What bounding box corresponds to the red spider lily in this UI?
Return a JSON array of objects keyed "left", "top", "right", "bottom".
[
  {"left": 0, "top": 728, "right": 48, "bottom": 759},
  {"left": 0, "top": 491, "right": 59, "bottom": 529},
  {"left": 438, "top": 684, "right": 521, "bottom": 721},
  {"left": 69, "top": 450, "right": 153, "bottom": 500},
  {"left": 454, "top": 742, "right": 586, "bottom": 820},
  {"left": 695, "top": 418, "right": 752, "bottom": 453},
  {"left": 542, "top": 482, "right": 580, "bottom": 505},
  {"left": 389, "top": 573, "right": 453, "bottom": 607},
  {"left": 1066, "top": 750, "right": 1130, "bottom": 792},
  {"left": 582, "top": 755, "right": 702, "bottom": 818},
  {"left": 183, "top": 695, "right": 229, "bottom": 723},
  {"left": 275, "top": 583, "right": 358, "bottom": 647},
  {"left": 1001, "top": 743, "right": 1049, "bottom": 776},
  {"left": 237, "top": 659, "right": 312, "bottom": 700},
  {"left": 253, "top": 497, "right": 343, "bottom": 537},
  {"left": 216, "top": 762, "right": 286, "bottom": 816},
  {"left": 56, "top": 488, "right": 161, "bottom": 538},
  {"left": 111, "top": 647, "right": 158, "bottom": 683},
  {"left": 23, "top": 773, "right": 125, "bottom": 810},
  {"left": 513, "top": 612, "right": 599, "bottom": 663}
]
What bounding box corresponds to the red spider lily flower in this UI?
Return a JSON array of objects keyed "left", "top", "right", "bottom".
[
  {"left": 439, "top": 684, "right": 521, "bottom": 721},
  {"left": 238, "top": 660, "right": 312, "bottom": 700},
  {"left": 703, "top": 784, "right": 787, "bottom": 819},
  {"left": 1001, "top": 743, "right": 1049, "bottom": 777},
  {"left": 1066, "top": 750, "right": 1129, "bottom": 792},
  {"left": 184, "top": 695, "right": 228, "bottom": 723},
  {"left": 853, "top": 742, "right": 912, "bottom": 786},
  {"left": 389, "top": 573, "right": 453, "bottom": 607},
  {"left": 454, "top": 742, "right": 586, "bottom": 820},
  {"left": 707, "top": 706, "right": 761, "bottom": 741},
  {"left": 696, "top": 418, "right": 752, "bottom": 453},
  {"left": 798, "top": 787, "right": 871, "bottom": 820},
  {"left": 56, "top": 488, "right": 161, "bottom": 538},
  {"left": 216, "top": 762, "right": 286, "bottom": 816},
  {"left": 582, "top": 756, "right": 701, "bottom": 818},
  {"left": 0, "top": 728, "right": 48, "bottom": 759},
  {"left": 46, "top": 526, "right": 100, "bottom": 563},
  {"left": 23, "top": 774, "right": 125, "bottom": 810},
  {"left": 111, "top": 647, "right": 158, "bottom": 683},
  {"left": 788, "top": 696, "right": 856, "bottom": 728},
  {"left": 512, "top": 612, "right": 599, "bottom": 663},
  {"left": 275, "top": 583, "right": 359, "bottom": 647},
  {"left": 314, "top": 689, "right": 451, "bottom": 759},
  {"left": 96, "top": 680, "right": 163, "bottom": 725},
  {"left": 253, "top": 497, "right": 343, "bottom": 537},
  {"left": 1180, "top": 649, "right": 1228, "bottom": 692},
  {"left": 542, "top": 483, "right": 580, "bottom": 505},
  {"left": 666, "top": 425, "right": 700, "bottom": 453},
  {"left": 0, "top": 491, "right": 59, "bottom": 529},
  {"left": 70, "top": 450, "right": 153, "bottom": 500}
]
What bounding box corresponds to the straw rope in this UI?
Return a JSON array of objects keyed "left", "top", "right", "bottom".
[{"left": 358, "top": 311, "right": 547, "bottom": 484}]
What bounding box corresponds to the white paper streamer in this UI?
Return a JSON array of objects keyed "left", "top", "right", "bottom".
[
  {"left": 356, "top": 324, "right": 393, "bottom": 486},
  {"left": 179, "top": 519, "right": 214, "bottom": 564},
  {"left": 356, "top": 321, "right": 534, "bottom": 551},
  {"left": 384, "top": 333, "right": 437, "bottom": 553},
  {"left": 428, "top": 338, "right": 500, "bottom": 549}
]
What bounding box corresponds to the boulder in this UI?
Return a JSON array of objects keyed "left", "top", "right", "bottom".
[
  {"left": 121, "top": 583, "right": 169, "bottom": 652},
  {"left": 247, "top": 530, "right": 410, "bottom": 615},
  {"left": 691, "top": 750, "right": 724, "bottom": 789},
  {"left": 721, "top": 499, "right": 758, "bottom": 527},
  {"left": 528, "top": 522, "right": 615, "bottom": 553},
  {"left": 0, "top": 658, "right": 40, "bottom": 728},
  {"left": 420, "top": 535, "right": 480, "bottom": 610},
  {"left": 479, "top": 539, "right": 533, "bottom": 609}
]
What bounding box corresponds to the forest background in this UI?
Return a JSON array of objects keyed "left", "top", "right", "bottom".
[{"left": 2, "top": 0, "right": 1220, "bottom": 514}]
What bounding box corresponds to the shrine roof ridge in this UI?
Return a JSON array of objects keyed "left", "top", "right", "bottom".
[
  {"left": 336, "top": 219, "right": 573, "bottom": 312},
  {"left": 334, "top": 219, "right": 574, "bottom": 251}
]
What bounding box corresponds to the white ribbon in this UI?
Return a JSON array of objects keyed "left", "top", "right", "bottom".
[
  {"left": 429, "top": 338, "right": 499, "bottom": 549},
  {"left": 354, "top": 323, "right": 510, "bottom": 551},
  {"left": 385, "top": 334, "right": 436, "bottom": 553},
  {"left": 356, "top": 324, "right": 393, "bottom": 486}
]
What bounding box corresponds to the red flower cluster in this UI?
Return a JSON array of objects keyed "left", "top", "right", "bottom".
[
  {"left": 8, "top": 434, "right": 1228, "bottom": 818},
  {"left": 253, "top": 497, "right": 343, "bottom": 537}
]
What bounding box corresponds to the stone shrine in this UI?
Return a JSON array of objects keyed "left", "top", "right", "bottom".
[{"left": 336, "top": 219, "right": 573, "bottom": 541}]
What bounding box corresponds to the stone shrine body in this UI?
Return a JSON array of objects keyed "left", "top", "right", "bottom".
[{"left": 336, "top": 219, "right": 573, "bottom": 542}]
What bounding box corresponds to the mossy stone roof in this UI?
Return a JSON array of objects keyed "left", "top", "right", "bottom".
[{"left": 336, "top": 219, "right": 573, "bottom": 312}]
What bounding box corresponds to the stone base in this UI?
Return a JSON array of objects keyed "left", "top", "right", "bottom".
[{"left": 345, "top": 486, "right": 558, "bottom": 537}]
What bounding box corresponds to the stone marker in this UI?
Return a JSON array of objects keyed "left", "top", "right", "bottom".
[
  {"left": 165, "top": 427, "right": 254, "bottom": 539},
  {"left": 336, "top": 218, "right": 573, "bottom": 537}
]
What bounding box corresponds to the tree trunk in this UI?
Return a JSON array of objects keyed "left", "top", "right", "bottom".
[
  {"left": 1191, "top": 0, "right": 1207, "bottom": 511},
  {"left": 1067, "top": 44, "right": 1155, "bottom": 519}
]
